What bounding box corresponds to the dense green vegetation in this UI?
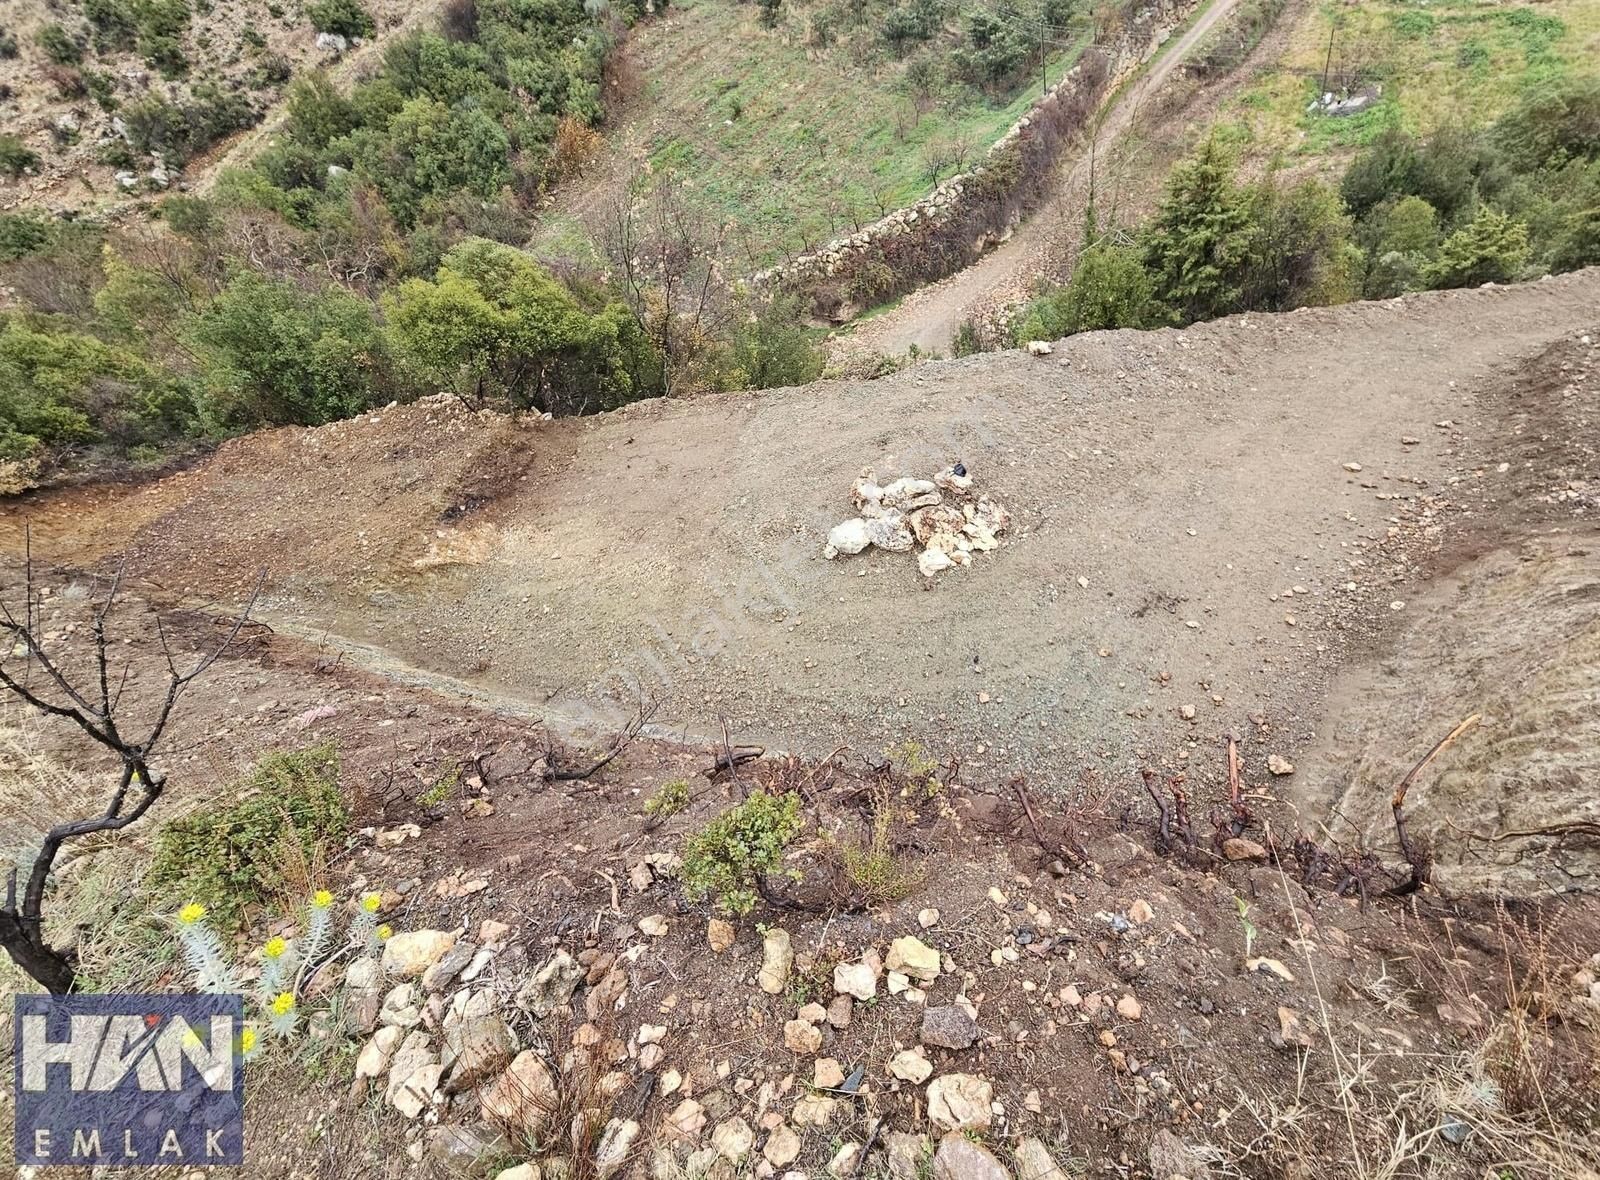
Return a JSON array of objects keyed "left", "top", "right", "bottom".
[
  {"left": 0, "top": 0, "right": 827, "bottom": 483},
  {"left": 1014, "top": 76, "right": 1600, "bottom": 342}
]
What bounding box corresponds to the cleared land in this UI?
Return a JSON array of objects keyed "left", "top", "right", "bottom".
[{"left": 6, "top": 269, "right": 1598, "bottom": 891}]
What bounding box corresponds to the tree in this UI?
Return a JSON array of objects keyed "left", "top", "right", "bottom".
[
  {"left": 0, "top": 561, "right": 261, "bottom": 992},
  {"left": 722, "top": 294, "right": 824, "bottom": 390},
  {"left": 186, "top": 272, "right": 391, "bottom": 428},
  {"left": 597, "top": 171, "right": 733, "bottom": 398},
  {"left": 1422, "top": 205, "right": 1529, "bottom": 289},
  {"left": 1143, "top": 139, "right": 1255, "bottom": 324},
  {"left": 349, "top": 97, "right": 511, "bottom": 227},
  {"left": 385, "top": 237, "right": 648, "bottom": 415},
  {"left": 1014, "top": 238, "right": 1155, "bottom": 342},
  {"left": 1243, "top": 177, "right": 1359, "bottom": 311}
]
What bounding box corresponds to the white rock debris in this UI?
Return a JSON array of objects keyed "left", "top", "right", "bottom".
[{"left": 824, "top": 466, "right": 1010, "bottom": 580}]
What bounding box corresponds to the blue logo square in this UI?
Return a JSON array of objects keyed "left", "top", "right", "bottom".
[{"left": 13, "top": 994, "right": 245, "bottom": 1166}]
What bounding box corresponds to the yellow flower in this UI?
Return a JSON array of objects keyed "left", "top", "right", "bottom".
[
  {"left": 239, "top": 1027, "right": 259, "bottom": 1054},
  {"left": 262, "top": 936, "right": 287, "bottom": 960},
  {"left": 360, "top": 892, "right": 382, "bottom": 913},
  {"left": 177, "top": 902, "right": 206, "bottom": 925},
  {"left": 269, "top": 992, "right": 296, "bottom": 1017},
  {"left": 311, "top": 889, "right": 334, "bottom": 909},
  {"left": 376, "top": 924, "right": 393, "bottom": 941}
]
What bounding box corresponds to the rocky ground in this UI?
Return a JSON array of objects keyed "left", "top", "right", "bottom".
[{"left": 1, "top": 577, "right": 1597, "bottom": 1180}]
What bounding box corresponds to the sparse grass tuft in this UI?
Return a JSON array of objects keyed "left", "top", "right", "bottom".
[
  {"left": 837, "top": 795, "right": 924, "bottom": 907},
  {"left": 644, "top": 778, "right": 691, "bottom": 819},
  {"left": 148, "top": 743, "right": 346, "bottom": 928}
]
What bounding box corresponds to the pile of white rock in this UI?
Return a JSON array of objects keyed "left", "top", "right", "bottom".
[{"left": 824, "top": 466, "right": 1011, "bottom": 579}]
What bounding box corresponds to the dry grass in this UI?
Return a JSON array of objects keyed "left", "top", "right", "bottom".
[{"left": 1212, "top": 872, "right": 1600, "bottom": 1180}]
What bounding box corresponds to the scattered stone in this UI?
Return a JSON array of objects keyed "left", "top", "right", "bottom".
[
  {"left": 783, "top": 1019, "right": 823, "bottom": 1054},
  {"left": 427, "top": 1124, "right": 512, "bottom": 1172},
  {"left": 595, "top": 1118, "right": 640, "bottom": 1180},
  {"left": 886, "top": 936, "right": 940, "bottom": 983},
  {"left": 797, "top": 1002, "right": 828, "bottom": 1024},
  {"left": 479, "top": 919, "right": 511, "bottom": 944},
  {"left": 921, "top": 1004, "right": 979, "bottom": 1050},
  {"left": 443, "top": 1014, "right": 516, "bottom": 1092},
  {"left": 791, "top": 1093, "right": 837, "bottom": 1126},
  {"left": 638, "top": 914, "right": 669, "bottom": 937},
  {"left": 1222, "top": 838, "right": 1268, "bottom": 862},
  {"left": 392, "top": 1063, "right": 443, "bottom": 1118},
  {"left": 889, "top": 1048, "right": 933, "bottom": 1084},
  {"left": 886, "top": 1133, "right": 927, "bottom": 1180},
  {"left": 712, "top": 1117, "right": 755, "bottom": 1162},
  {"left": 1267, "top": 755, "right": 1295, "bottom": 777},
  {"left": 1245, "top": 957, "right": 1295, "bottom": 983},
  {"left": 826, "top": 995, "right": 854, "bottom": 1029},
  {"left": 830, "top": 1142, "right": 863, "bottom": 1175},
  {"left": 825, "top": 519, "right": 871, "bottom": 559},
  {"left": 1026, "top": 340, "right": 1053, "bottom": 356},
  {"left": 518, "top": 949, "right": 583, "bottom": 1015},
  {"left": 480, "top": 1051, "right": 559, "bottom": 1139},
  {"left": 496, "top": 1164, "right": 541, "bottom": 1180},
  {"left": 1178, "top": 704, "right": 1197, "bottom": 721},
  {"left": 759, "top": 929, "right": 794, "bottom": 995},
  {"left": 1343, "top": 462, "right": 1363, "bottom": 472},
  {"left": 1148, "top": 1128, "right": 1213, "bottom": 1180},
  {"left": 383, "top": 929, "right": 459, "bottom": 978},
  {"left": 344, "top": 956, "right": 384, "bottom": 1034},
  {"left": 1128, "top": 899, "right": 1155, "bottom": 925},
  {"left": 1276, "top": 1006, "right": 1314, "bottom": 1049},
  {"left": 708, "top": 919, "right": 736, "bottom": 953},
  {"left": 926, "top": 1074, "right": 993, "bottom": 1131},
  {"left": 586, "top": 961, "right": 629, "bottom": 1021},
  {"left": 1116, "top": 995, "right": 1143, "bottom": 1022},
  {"left": 422, "top": 939, "right": 479, "bottom": 991},
  {"left": 814, "top": 1058, "right": 846, "bottom": 1089},
  {"left": 933, "top": 1132, "right": 1011, "bottom": 1180},
  {"left": 834, "top": 961, "right": 878, "bottom": 1001},
  {"left": 918, "top": 908, "right": 941, "bottom": 929},
  {"left": 384, "top": 1031, "right": 436, "bottom": 1106},
  {"left": 764, "top": 1124, "right": 802, "bottom": 1168},
  {"left": 1013, "top": 1138, "right": 1068, "bottom": 1180},
  {"left": 355, "top": 1025, "right": 403, "bottom": 1080},
  {"left": 664, "top": 1098, "right": 707, "bottom": 1142}
]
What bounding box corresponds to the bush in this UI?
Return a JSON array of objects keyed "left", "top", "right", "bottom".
[
  {"left": 307, "top": 0, "right": 374, "bottom": 38},
  {"left": 131, "top": 0, "right": 191, "bottom": 77},
  {"left": 0, "top": 213, "right": 55, "bottom": 262},
  {"left": 37, "top": 23, "right": 85, "bottom": 65},
  {"left": 121, "top": 84, "right": 257, "bottom": 164},
  {"left": 187, "top": 271, "right": 392, "bottom": 427},
  {"left": 1017, "top": 239, "right": 1155, "bottom": 340},
  {"left": 0, "top": 135, "right": 40, "bottom": 179},
  {"left": 148, "top": 744, "right": 347, "bottom": 928},
  {"left": 721, "top": 295, "right": 825, "bottom": 389},
  {"left": 385, "top": 237, "right": 649, "bottom": 416},
  {"left": 1423, "top": 205, "right": 1530, "bottom": 288},
  {"left": 84, "top": 0, "right": 138, "bottom": 51},
  {"left": 680, "top": 790, "right": 803, "bottom": 915}
]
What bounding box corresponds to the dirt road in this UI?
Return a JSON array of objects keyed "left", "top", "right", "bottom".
[
  {"left": 839, "top": 0, "right": 1242, "bottom": 360},
  {"left": 6, "top": 273, "right": 1598, "bottom": 888}
]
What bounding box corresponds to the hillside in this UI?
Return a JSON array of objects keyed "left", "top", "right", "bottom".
[{"left": 7, "top": 269, "right": 1598, "bottom": 893}]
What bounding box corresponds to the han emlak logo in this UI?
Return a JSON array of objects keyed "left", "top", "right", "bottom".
[{"left": 13, "top": 994, "right": 245, "bottom": 1166}]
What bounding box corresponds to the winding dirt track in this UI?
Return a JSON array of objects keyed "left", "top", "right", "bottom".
[{"left": 840, "top": 0, "right": 1242, "bottom": 359}]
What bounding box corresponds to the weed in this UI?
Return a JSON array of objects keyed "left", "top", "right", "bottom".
[
  {"left": 644, "top": 778, "right": 691, "bottom": 819},
  {"left": 680, "top": 790, "right": 803, "bottom": 915},
  {"left": 148, "top": 743, "right": 346, "bottom": 928},
  {"left": 837, "top": 797, "right": 924, "bottom": 906},
  {"left": 416, "top": 765, "right": 460, "bottom": 810}
]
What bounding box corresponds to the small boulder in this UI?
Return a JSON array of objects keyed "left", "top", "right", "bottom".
[
  {"left": 383, "top": 930, "right": 458, "bottom": 978},
  {"left": 443, "top": 1014, "right": 516, "bottom": 1092},
  {"left": 707, "top": 919, "right": 736, "bottom": 953},
  {"left": 825, "top": 519, "right": 871, "bottom": 559},
  {"left": 758, "top": 928, "right": 793, "bottom": 995},
  {"left": 711, "top": 1116, "right": 754, "bottom": 1162},
  {"left": 783, "top": 1019, "right": 822, "bottom": 1054},
  {"left": 834, "top": 961, "right": 878, "bottom": 1001},
  {"left": 886, "top": 936, "right": 940, "bottom": 982},
  {"left": 1013, "top": 1139, "right": 1068, "bottom": 1180},
  {"left": 1148, "top": 1128, "right": 1213, "bottom": 1180},
  {"left": 927, "top": 1074, "right": 993, "bottom": 1131},
  {"left": 594, "top": 1117, "right": 640, "bottom": 1179},
  {"left": 480, "top": 1051, "right": 558, "bottom": 1140},
  {"left": 888, "top": 1048, "right": 933, "bottom": 1084},
  {"left": 1222, "top": 838, "right": 1268, "bottom": 861},
  {"left": 933, "top": 1133, "right": 1011, "bottom": 1180},
  {"left": 391, "top": 1062, "right": 443, "bottom": 1118},
  {"left": 427, "top": 1123, "right": 512, "bottom": 1172},
  {"left": 518, "top": 949, "right": 583, "bottom": 1015},
  {"left": 763, "top": 1124, "right": 801, "bottom": 1168},
  {"left": 1267, "top": 755, "right": 1295, "bottom": 776},
  {"left": 921, "top": 1004, "right": 979, "bottom": 1050}
]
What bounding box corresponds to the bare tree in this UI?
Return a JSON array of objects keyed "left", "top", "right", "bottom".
[
  {"left": 594, "top": 168, "right": 734, "bottom": 398},
  {"left": 0, "top": 554, "right": 263, "bottom": 992}
]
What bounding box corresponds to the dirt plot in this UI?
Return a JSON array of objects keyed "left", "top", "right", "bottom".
[{"left": 2, "top": 271, "right": 1599, "bottom": 897}]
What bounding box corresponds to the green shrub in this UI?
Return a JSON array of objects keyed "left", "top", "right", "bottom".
[
  {"left": 37, "top": 23, "right": 85, "bottom": 65},
  {"left": 0, "top": 213, "right": 54, "bottom": 262},
  {"left": 0, "top": 28, "right": 18, "bottom": 58},
  {"left": 148, "top": 744, "right": 347, "bottom": 927},
  {"left": 681, "top": 790, "right": 803, "bottom": 915},
  {"left": 0, "top": 135, "right": 41, "bottom": 179},
  {"left": 85, "top": 0, "right": 138, "bottom": 51},
  {"left": 307, "top": 0, "right": 374, "bottom": 38},
  {"left": 644, "top": 779, "right": 691, "bottom": 819},
  {"left": 121, "top": 84, "right": 257, "bottom": 164},
  {"left": 1423, "top": 205, "right": 1530, "bottom": 288},
  {"left": 131, "top": 0, "right": 191, "bottom": 77}
]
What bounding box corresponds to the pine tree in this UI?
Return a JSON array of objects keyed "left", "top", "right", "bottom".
[{"left": 1143, "top": 138, "right": 1256, "bottom": 325}]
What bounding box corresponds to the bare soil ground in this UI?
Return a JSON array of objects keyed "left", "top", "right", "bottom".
[
  {"left": 0, "top": 569, "right": 1597, "bottom": 1180},
  {"left": 3, "top": 270, "right": 1598, "bottom": 896}
]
